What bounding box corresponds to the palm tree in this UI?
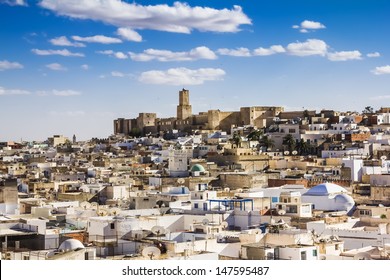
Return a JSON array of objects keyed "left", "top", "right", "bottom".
[
  {"left": 297, "top": 138, "right": 310, "bottom": 155},
  {"left": 260, "top": 135, "right": 275, "bottom": 151},
  {"left": 231, "top": 132, "right": 242, "bottom": 148},
  {"left": 247, "top": 128, "right": 264, "bottom": 150},
  {"left": 283, "top": 134, "right": 296, "bottom": 153}
]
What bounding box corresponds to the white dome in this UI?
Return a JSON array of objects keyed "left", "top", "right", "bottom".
[
  {"left": 304, "top": 183, "right": 348, "bottom": 196},
  {"left": 58, "top": 239, "right": 84, "bottom": 252}
]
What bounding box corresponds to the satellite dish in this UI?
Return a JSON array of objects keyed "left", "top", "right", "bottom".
[
  {"left": 224, "top": 187, "right": 230, "bottom": 192},
  {"left": 252, "top": 229, "right": 262, "bottom": 235},
  {"left": 167, "top": 251, "right": 177, "bottom": 259},
  {"left": 354, "top": 252, "right": 372, "bottom": 260},
  {"left": 90, "top": 202, "right": 99, "bottom": 209},
  {"left": 221, "top": 221, "right": 228, "bottom": 229},
  {"left": 235, "top": 188, "right": 243, "bottom": 193},
  {"left": 202, "top": 218, "right": 210, "bottom": 225},
  {"left": 284, "top": 151, "right": 290, "bottom": 155},
  {"left": 142, "top": 246, "right": 161, "bottom": 260},
  {"left": 96, "top": 209, "right": 108, "bottom": 216},
  {"left": 151, "top": 225, "right": 166, "bottom": 236},
  {"left": 80, "top": 201, "right": 91, "bottom": 209},
  {"left": 381, "top": 155, "right": 387, "bottom": 160},
  {"left": 278, "top": 210, "right": 286, "bottom": 216},
  {"left": 177, "top": 178, "right": 185, "bottom": 185},
  {"left": 292, "top": 150, "right": 298, "bottom": 155},
  {"left": 108, "top": 208, "right": 121, "bottom": 216}
]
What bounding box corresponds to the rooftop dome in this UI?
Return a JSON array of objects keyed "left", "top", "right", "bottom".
[
  {"left": 58, "top": 239, "right": 84, "bottom": 252},
  {"left": 190, "top": 164, "right": 205, "bottom": 173},
  {"left": 303, "top": 183, "right": 348, "bottom": 196}
]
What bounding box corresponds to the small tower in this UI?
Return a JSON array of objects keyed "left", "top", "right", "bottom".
[
  {"left": 72, "top": 134, "right": 76, "bottom": 144},
  {"left": 177, "top": 88, "right": 192, "bottom": 120}
]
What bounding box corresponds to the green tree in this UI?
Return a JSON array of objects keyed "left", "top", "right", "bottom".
[
  {"left": 297, "top": 138, "right": 310, "bottom": 155},
  {"left": 283, "top": 134, "right": 296, "bottom": 153},
  {"left": 260, "top": 135, "right": 275, "bottom": 151},
  {"left": 362, "top": 106, "right": 374, "bottom": 114},
  {"left": 231, "top": 132, "right": 242, "bottom": 148}
]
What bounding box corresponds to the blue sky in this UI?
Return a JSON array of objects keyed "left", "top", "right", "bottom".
[{"left": 1, "top": 0, "right": 389, "bottom": 141}]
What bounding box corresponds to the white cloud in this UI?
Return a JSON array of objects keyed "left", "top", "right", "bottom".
[
  {"left": 111, "top": 71, "right": 126, "bottom": 77},
  {"left": 52, "top": 89, "right": 81, "bottom": 96},
  {"left": 1, "top": 0, "right": 27, "bottom": 6},
  {"left": 139, "top": 67, "right": 225, "bottom": 86},
  {"left": 327, "top": 50, "right": 362, "bottom": 61},
  {"left": 46, "top": 63, "right": 67, "bottom": 71},
  {"left": 371, "top": 65, "right": 390, "bottom": 75},
  {"left": 72, "top": 35, "right": 122, "bottom": 44},
  {"left": 367, "top": 52, "right": 380, "bottom": 58},
  {"left": 253, "top": 45, "right": 285, "bottom": 56},
  {"left": 286, "top": 39, "right": 328, "bottom": 56},
  {"left": 129, "top": 46, "right": 217, "bottom": 62},
  {"left": 32, "top": 48, "right": 84, "bottom": 57},
  {"left": 370, "top": 95, "right": 390, "bottom": 101},
  {"left": 117, "top": 27, "right": 142, "bottom": 42},
  {"left": 301, "top": 20, "right": 326, "bottom": 30},
  {"left": 81, "top": 64, "right": 89, "bottom": 70},
  {"left": 0, "top": 86, "right": 30, "bottom": 95},
  {"left": 217, "top": 48, "right": 251, "bottom": 57},
  {"left": 97, "top": 50, "right": 128, "bottom": 59},
  {"left": 49, "top": 36, "right": 85, "bottom": 47},
  {"left": 293, "top": 20, "right": 326, "bottom": 33},
  {"left": 0, "top": 60, "right": 24, "bottom": 71},
  {"left": 39, "top": 0, "right": 251, "bottom": 33}
]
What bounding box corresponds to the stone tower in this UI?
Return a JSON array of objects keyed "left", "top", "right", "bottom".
[{"left": 177, "top": 88, "right": 192, "bottom": 120}]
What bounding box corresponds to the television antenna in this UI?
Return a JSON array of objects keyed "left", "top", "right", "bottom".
[{"left": 142, "top": 246, "right": 161, "bottom": 260}]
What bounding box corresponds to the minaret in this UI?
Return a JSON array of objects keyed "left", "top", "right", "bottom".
[
  {"left": 73, "top": 134, "right": 76, "bottom": 143},
  {"left": 177, "top": 88, "right": 192, "bottom": 120}
]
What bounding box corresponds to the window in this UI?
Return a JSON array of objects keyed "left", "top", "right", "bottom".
[
  {"left": 301, "top": 251, "right": 307, "bottom": 260},
  {"left": 110, "top": 223, "right": 115, "bottom": 229},
  {"left": 335, "top": 244, "right": 339, "bottom": 250},
  {"left": 194, "top": 203, "right": 198, "bottom": 209},
  {"left": 312, "top": 249, "right": 317, "bottom": 257}
]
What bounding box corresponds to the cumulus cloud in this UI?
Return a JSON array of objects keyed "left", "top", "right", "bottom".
[
  {"left": 72, "top": 35, "right": 122, "bottom": 44},
  {"left": 111, "top": 71, "right": 128, "bottom": 77},
  {"left": 139, "top": 67, "right": 225, "bottom": 85},
  {"left": 116, "top": 27, "right": 142, "bottom": 42},
  {"left": 46, "top": 63, "right": 67, "bottom": 71},
  {"left": 129, "top": 46, "right": 217, "bottom": 62},
  {"left": 52, "top": 89, "right": 81, "bottom": 96},
  {"left": 81, "top": 64, "right": 89, "bottom": 70},
  {"left": 39, "top": 0, "right": 251, "bottom": 33},
  {"left": 367, "top": 52, "right": 380, "bottom": 58},
  {"left": 49, "top": 36, "right": 85, "bottom": 47},
  {"left": 97, "top": 50, "right": 128, "bottom": 59},
  {"left": 371, "top": 65, "right": 390, "bottom": 75},
  {"left": 327, "top": 50, "right": 362, "bottom": 61},
  {"left": 0, "top": 86, "right": 30, "bottom": 95},
  {"left": 1, "top": 0, "right": 27, "bottom": 6},
  {"left": 0, "top": 60, "right": 24, "bottom": 71},
  {"left": 286, "top": 39, "right": 328, "bottom": 56},
  {"left": 253, "top": 45, "right": 285, "bottom": 56},
  {"left": 32, "top": 48, "right": 84, "bottom": 57},
  {"left": 293, "top": 20, "right": 326, "bottom": 32},
  {"left": 217, "top": 48, "right": 251, "bottom": 57}
]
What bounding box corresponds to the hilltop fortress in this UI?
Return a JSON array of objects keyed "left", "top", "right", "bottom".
[{"left": 114, "top": 89, "right": 284, "bottom": 136}]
